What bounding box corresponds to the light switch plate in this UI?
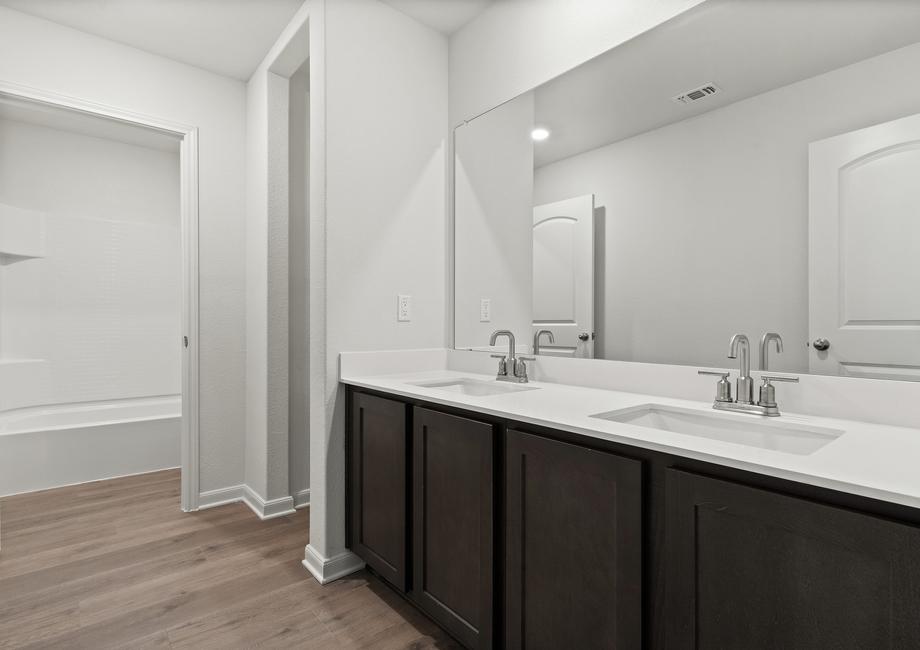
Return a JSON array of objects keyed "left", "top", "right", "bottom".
[
  {"left": 480, "top": 298, "right": 491, "bottom": 322},
  {"left": 397, "top": 294, "right": 412, "bottom": 322}
]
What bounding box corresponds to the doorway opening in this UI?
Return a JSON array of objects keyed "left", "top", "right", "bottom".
[{"left": 0, "top": 83, "right": 200, "bottom": 511}]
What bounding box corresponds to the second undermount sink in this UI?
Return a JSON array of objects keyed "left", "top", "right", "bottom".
[
  {"left": 592, "top": 404, "right": 843, "bottom": 456},
  {"left": 412, "top": 378, "right": 540, "bottom": 397}
]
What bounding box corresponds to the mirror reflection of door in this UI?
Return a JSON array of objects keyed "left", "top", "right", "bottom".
[
  {"left": 809, "top": 113, "right": 920, "bottom": 380},
  {"left": 532, "top": 195, "right": 595, "bottom": 357}
]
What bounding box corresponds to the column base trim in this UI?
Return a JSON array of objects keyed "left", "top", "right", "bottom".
[{"left": 302, "top": 544, "right": 365, "bottom": 584}]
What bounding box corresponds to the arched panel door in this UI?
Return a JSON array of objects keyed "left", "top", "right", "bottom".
[
  {"left": 809, "top": 114, "right": 920, "bottom": 379},
  {"left": 532, "top": 195, "right": 594, "bottom": 357}
]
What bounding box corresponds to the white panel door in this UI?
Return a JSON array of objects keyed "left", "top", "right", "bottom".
[
  {"left": 809, "top": 113, "right": 920, "bottom": 380},
  {"left": 532, "top": 195, "right": 594, "bottom": 357}
]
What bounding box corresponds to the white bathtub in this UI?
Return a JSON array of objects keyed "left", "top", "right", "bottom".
[{"left": 0, "top": 396, "right": 180, "bottom": 497}]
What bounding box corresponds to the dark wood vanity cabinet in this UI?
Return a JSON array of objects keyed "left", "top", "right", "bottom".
[
  {"left": 411, "top": 407, "right": 494, "bottom": 649},
  {"left": 665, "top": 469, "right": 920, "bottom": 649},
  {"left": 347, "top": 392, "right": 409, "bottom": 590},
  {"left": 346, "top": 387, "right": 920, "bottom": 650},
  {"left": 347, "top": 393, "right": 495, "bottom": 648},
  {"left": 505, "top": 429, "right": 642, "bottom": 649}
]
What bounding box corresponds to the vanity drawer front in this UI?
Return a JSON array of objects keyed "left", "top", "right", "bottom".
[
  {"left": 665, "top": 469, "right": 920, "bottom": 649},
  {"left": 505, "top": 429, "right": 642, "bottom": 650},
  {"left": 411, "top": 407, "right": 494, "bottom": 650},
  {"left": 348, "top": 393, "right": 408, "bottom": 591}
]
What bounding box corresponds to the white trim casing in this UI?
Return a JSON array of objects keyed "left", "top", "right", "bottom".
[
  {"left": 302, "top": 544, "right": 364, "bottom": 585},
  {"left": 0, "top": 80, "right": 201, "bottom": 512}
]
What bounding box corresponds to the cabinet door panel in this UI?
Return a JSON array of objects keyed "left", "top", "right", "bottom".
[
  {"left": 506, "top": 429, "right": 642, "bottom": 649},
  {"left": 348, "top": 393, "right": 408, "bottom": 590},
  {"left": 666, "top": 469, "right": 920, "bottom": 648},
  {"left": 413, "top": 407, "right": 494, "bottom": 649}
]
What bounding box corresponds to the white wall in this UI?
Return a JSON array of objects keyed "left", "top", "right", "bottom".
[
  {"left": 244, "top": 63, "right": 272, "bottom": 501},
  {"left": 0, "top": 6, "right": 248, "bottom": 493},
  {"left": 0, "top": 118, "right": 180, "bottom": 407},
  {"left": 449, "top": 0, "right": 707, "bottom": 125},
  {"left": 533, "top": 41, "right": 920, "bottom": 373},
  {"left": 454, "top": 92, "right": 534, "bottom": 349},
  {"left": 289, "top": 60, "right": 310, "bottom": 504},
  {"left": 307, "top": 0, "right": 448, "bottom": 572},
  {"left": 244, "top": 10, "right": 312, "bottom": 509}
]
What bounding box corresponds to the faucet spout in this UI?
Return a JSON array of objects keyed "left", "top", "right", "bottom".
[
  {"left": 728, "top": 334, "right": 750, "bottom": 377},
  {"left": 728, "top": 334, "right": 754, "bottom": 404},
  {"left": 489, "top": 329, "right": 516, "bottom": 364}
]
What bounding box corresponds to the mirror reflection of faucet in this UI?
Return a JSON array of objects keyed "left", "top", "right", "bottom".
[
  {"left": 760, "top": 332, "right": 783, "bottom": 371},
  {"left": 533, "top": 329, "right": 554, "bottom": 355}
]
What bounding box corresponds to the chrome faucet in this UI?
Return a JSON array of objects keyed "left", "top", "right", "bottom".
[
  {"left": 729, "top": 334, "right": 753, "bottom": 404},
  {"left": 533, "top": 329, "right": 555, "bottom": 355},
  {"left": 698, "top": 333, "right": 799, "bottom": 417},
  {"left": 489, "top": 329, "right": 534, "bottom": 383},
  {"left": 759, "top": 332, "right": 783, "bottom": 371}
]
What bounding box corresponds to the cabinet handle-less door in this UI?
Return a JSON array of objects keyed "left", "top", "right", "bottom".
[
  {"left": 412, "top": 407, "right": 494, "bottom": 650},
  {"left": 665, "top": 469, "right": 920, "bottom": 648},
  {"left": 348, "top": 393, "right": 408, "bottom": 591},
  {"left": 506, "top": 429, "right": 642, "bottom": 649}
]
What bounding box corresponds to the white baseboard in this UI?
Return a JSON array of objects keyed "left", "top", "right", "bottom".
[
  {"left": 198, "top": 484, "right": 296, "bottom": 520},
  {"left": 302, "top": 544, "right": 364, "bottom": 584},
  {"left": 198, "top": 484, "right": 246, "bottom": 509},
  {"left": 242, "top": 485, "right": 296, "bottom": 520},
  {"left": 293, "top": 488, "right": 310, "bottom": 509}
]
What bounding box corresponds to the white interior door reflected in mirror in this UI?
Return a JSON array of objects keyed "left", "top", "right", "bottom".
[
  {"left": 532, "top": 195, "right": 595, "bottom": 358},
  {"left": 809, "top": 113, "right": 920, "bottom": 380}
]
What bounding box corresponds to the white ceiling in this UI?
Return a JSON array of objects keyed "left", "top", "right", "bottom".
[
  {"left": 0, "top": 0, "right": 304, "bottom": 80},
  {"left": 532, "top": 0, "right": 920, "bottom": 167},
  {"left": 380, "top": 0, "right": 491, "bottom": 35}
]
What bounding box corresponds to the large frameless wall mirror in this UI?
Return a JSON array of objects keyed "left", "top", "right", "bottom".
[{"left": 453, "top": 0, "right": 920, "bottom": 380}]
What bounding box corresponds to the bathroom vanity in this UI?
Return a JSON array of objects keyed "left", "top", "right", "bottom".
[
  {"left": 342, "top": 2, "right": 920, "bottom": 646},
  {"left": 343, "top": 364, "right": 920, "bottom": 649}
]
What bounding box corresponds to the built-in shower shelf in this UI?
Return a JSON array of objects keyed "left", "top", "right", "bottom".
[{"left": 0, "top": 203, "right": 46, "bottom": 263}]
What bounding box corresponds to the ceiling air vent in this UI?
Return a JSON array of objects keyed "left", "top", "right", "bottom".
[{"left": 672, "top": 83, "right": 721, "bottom": 105}]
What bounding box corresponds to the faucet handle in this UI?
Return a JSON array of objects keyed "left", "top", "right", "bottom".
[
  {"left": 698, "top": 369, "right": 733, "bottom": 403},
  {"left": 514, "top": 356, "right": 535, "bottom": 381},
  {"left": 761, "top": 375, "right": 799, "bottom": 383},
  {"left": 758, "top": 375, "right": 798, "bottom": 409},
  {"left": 490, "top": 354, "right": 507, "bottom": 376}
]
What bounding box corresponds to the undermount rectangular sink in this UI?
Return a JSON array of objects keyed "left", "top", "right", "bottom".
[
  {"left": 592, "top": 404, "right": 843, "bottom": 456},
  {"left": 411, "top": 378, "right": 540, "bottom": 397}
]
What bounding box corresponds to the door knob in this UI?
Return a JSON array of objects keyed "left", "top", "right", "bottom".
[
  {"left": 578, "top": 332, "right": 590, "bottom": 341},
  {"left": 812, "top": 338, "right": 830, "bottom": 351}
]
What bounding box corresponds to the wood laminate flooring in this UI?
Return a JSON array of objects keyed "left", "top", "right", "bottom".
[{"left": 0, "top": 470, "right": 460, "bottom": 649}]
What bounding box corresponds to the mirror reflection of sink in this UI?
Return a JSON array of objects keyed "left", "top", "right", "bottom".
[
  {"left": 411, "top": 378, "right": 540, "bottom": 397},
  {"left": 592, "top": 404, "right": 843, "bottom": 455}
]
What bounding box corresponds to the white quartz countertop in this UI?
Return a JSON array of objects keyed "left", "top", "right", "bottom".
[{"left": 342, "top": 369, "right": 920, "bottom": 511}]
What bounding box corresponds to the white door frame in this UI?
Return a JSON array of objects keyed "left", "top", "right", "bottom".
[{"left": 0, "top": 80, "right": 201, "bottom": 511}]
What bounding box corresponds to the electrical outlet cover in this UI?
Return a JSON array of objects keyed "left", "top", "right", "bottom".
[
  {"left": 480, "top": 298, "right": 491, "bottom": 322},
  {"left": 398, "top": 294, "right": 412, "bottom": 322}
]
